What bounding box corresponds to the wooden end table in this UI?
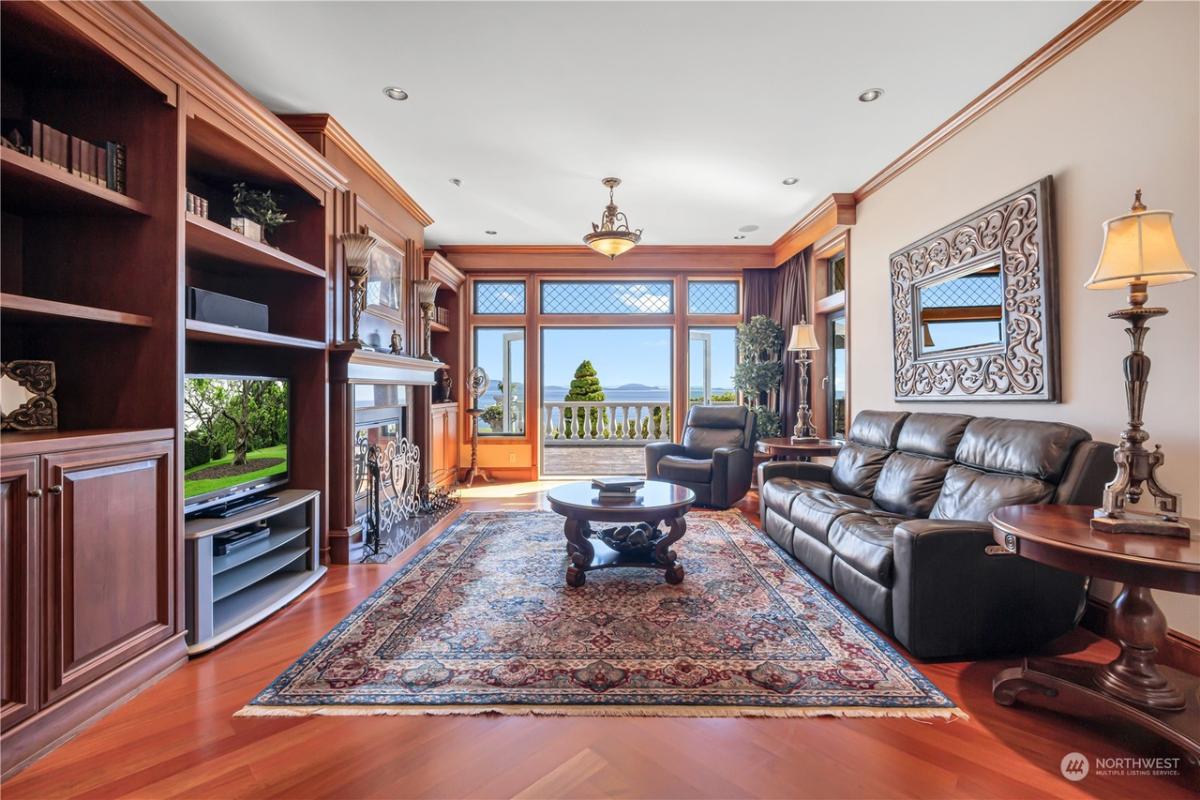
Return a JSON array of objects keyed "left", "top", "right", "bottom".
[
  {"left": 989, "top": 504, "right": 1200, "bottom": 761},
  {"left": 546, "top": 481, "right": 695, "bottom": 587},
  {"left": 755, "top": 437, "right": 843, "bottom": 462}
]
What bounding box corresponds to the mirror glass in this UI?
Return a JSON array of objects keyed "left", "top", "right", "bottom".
[{"left": 916, "top": 262, "right": 1004, "bottom": 355}]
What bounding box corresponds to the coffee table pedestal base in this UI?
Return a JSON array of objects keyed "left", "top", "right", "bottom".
[{"left": 564, "top": 517, "right": 686, "bottom": 587}]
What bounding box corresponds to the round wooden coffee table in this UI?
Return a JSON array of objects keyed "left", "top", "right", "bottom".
[
  {"left": 755, "top": 437, "right": 843, "bottom": 462},
  {"left": 546, "top": 481, "right": 695, "bottom": 587},
  {"left": 989, "top": 504, "right": 1200, "bottom": 761}
]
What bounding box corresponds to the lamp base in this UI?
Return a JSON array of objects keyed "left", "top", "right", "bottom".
[{"left": 1091, "top": 509, "right": 1190, "bottom": 538}]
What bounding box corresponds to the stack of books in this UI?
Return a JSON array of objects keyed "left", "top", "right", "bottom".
[
  {"left": 2, "top": 118, "right": 127, "bottom": 193},
  {"left": 592, "top": 476, "right": 645, "bottom": 503}
]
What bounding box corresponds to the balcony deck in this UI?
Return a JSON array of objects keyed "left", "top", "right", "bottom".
[{"left": 541, "top": 444, "right": 647, "bottom": 477}]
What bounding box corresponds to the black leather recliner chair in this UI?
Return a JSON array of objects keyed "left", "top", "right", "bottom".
[
  {"left": 646, "top": 405, "right": 755, "bottom": 509},
  {"left": 758, "top": 410, "right": 1116, "bottom": 659}
]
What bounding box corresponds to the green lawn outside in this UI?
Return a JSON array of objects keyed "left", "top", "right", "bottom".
[{"left": 185, "top": 444, "right": 288, "bottom": 498}]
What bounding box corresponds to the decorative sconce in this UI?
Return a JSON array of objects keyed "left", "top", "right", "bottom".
[
  {"left": 339, "top": 231, "right": 377, "bottom": 346},
  {"left": 414, "top": 278, "right": 440, "bottom": 360}
]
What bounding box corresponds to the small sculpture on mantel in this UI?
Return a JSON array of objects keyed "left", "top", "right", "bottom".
[{"left": 389, "top": 329, "right": 404, "bottom": 355}]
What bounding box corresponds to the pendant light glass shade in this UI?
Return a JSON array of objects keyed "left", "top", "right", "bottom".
[{"left": 583, "top": 177, "right": 643, "bottom": 259}]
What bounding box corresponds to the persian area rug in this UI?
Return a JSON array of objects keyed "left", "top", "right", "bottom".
[{"left": 239, "top": 510, "right": 961, "bottom": 719}]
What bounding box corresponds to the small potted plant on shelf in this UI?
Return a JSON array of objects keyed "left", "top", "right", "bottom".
[{"left": 230, "top": 182, "right": 291, "bottom": 245}]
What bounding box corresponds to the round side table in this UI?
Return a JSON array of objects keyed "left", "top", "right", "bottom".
[
  {"left": 989, "top": 504, "right": 1199, "bottom": 762},
  {"left": 755, "top": 437, "right": 843, "bottom": 462}
]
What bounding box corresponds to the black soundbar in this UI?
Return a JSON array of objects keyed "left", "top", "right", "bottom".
[{"left": 187, "top": 286, "right": 268, "bottom": 332}]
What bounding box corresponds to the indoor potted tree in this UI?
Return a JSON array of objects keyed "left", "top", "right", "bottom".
[{"left": 733, "top": 315, "right": 784, "bottom": 441}]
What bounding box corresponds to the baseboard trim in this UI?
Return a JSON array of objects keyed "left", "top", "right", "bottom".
[{"left": 1081, "top": 596, "right": 1200, "bottom": 675}]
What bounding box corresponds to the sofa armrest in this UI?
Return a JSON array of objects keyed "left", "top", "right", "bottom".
[
  {"left": 645, "top": 441, "right": 684, "bottom": 478},
  {"left": 891, "top": 519, "right": 1087, "bottom": 659},
  {"left": 712, "top": 447, "right": 752, "bottom": 508},
  {"left": 757, "top": 460, "right": 833, "bottom": 486}
]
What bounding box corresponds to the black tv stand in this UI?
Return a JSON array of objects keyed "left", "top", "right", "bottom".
[{"left": 196, "top": 494, "right": 280, "bottom": 519}]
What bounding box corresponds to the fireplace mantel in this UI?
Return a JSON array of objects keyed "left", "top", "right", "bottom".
[{"left": 331, "top": 344, "right": 443, "bottom": 385}]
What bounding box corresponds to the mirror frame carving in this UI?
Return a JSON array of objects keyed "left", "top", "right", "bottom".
[{"left": 890, "top": 176, "right": 1059, "bottom": 402}]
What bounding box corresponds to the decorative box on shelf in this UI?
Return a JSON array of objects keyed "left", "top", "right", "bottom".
[{"left": 230, "top": 216, "right": 263, "bottom": 243}]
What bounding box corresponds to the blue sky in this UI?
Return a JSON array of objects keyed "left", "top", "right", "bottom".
[{"left": 474, "top": 327, "right": 737, "bottom": 392}]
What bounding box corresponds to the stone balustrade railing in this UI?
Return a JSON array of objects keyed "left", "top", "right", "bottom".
[{"left": 543, "top": 401, "right": 671, "bottom": 445}]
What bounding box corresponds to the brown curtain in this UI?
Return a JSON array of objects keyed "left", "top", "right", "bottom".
[
  {"left": 742, "top": 268, "right": 775, "bottom": 322},
  {"left": 770, "top": 249, "right": 810, "bottom": 435}
]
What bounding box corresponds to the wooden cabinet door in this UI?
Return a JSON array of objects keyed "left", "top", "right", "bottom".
[
  {"left": 444, "top": 407, "right": 459, "bottom": 477},
  {"left": 1, "top": 456, "right": 40, "bottom": 732},
  {"left": 41, "top": 440, "right": 174, "bottom": 704},
  {"left": 430, "top": 407, "right": 448, "bottom": 476}
]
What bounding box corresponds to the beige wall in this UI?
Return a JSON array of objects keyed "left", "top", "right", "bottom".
[{"left": 848, "top": 1, "right": 1200, "bottom": 635}]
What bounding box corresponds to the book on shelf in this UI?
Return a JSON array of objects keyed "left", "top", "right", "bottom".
[{"left": 4, "top": 116, "right": 127, "bottom": 193}]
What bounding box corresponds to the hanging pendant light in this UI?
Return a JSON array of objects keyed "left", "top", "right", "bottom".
[{"left": 583, "top": 177, "right": 643, "bottom": 259}]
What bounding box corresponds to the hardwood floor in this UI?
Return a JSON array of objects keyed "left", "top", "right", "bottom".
[{"left": 5, "top": 482, "right": 1196, "bottom": 798}]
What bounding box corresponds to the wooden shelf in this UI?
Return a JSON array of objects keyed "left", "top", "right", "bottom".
[
  {"left": 0, "top": 427, "right": 174, "bottom": 458},
  {"left": 185, "top": 213, "right": 324, "bottom": 278},
  {"left": 186, "top": 319, "right": 324, "bottom": 350},
  {"left": 1, "top": 148, "right": 149, "bottom": 216},
  {"left": 430, "top": 320, "right": 450, "bottom": 334},
  {"left": 1, "top": 292, "right": 153, "bottom": 328}
]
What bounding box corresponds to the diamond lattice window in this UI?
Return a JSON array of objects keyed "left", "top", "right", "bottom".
[
  {"left": 540, "top": 281, "right": 673, "bottom": 315},
  {"left": 687, "top": 281, "right": 739, "bottom": 315},
  {"left": 473, "top": 281, "right": 526, "bottom": 315},
  {"left": 921, "top": 274, "right": 1002, "bottom": 307}
]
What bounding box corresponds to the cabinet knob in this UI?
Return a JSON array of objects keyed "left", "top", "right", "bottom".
[
  {"left": 28, "top": 488, "right": 43, "bottom": 498},
  {"left": 47, "top": 484, "right": 63, "bottom": 495}
]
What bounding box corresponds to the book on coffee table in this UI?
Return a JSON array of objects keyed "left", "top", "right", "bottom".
[{"left": 591, "top": 476, "right": 645, "bottom": 491}]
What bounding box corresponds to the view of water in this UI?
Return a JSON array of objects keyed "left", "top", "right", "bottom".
[{"left": 485, "top": 383, "right": 734, "bottom": 404}]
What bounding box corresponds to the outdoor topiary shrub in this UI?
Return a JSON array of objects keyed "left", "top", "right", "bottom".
[
  {"left": 734, "top": 315, "right": 784, "bottom": 440},
  {"left": 563, "top": 360, "right": 608, "bottom": 438}
]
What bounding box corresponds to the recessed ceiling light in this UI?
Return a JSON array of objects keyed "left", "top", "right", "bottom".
[
  {"left": 738, "top": 224, "right": 760, "bottom": 233},
  {"left": 733, "top": 235, "right": 746, "bottom": 240},
  {"left": 449, "top": 178, "right": 462, "bottom": 187},
  {"left": 485, "top": 230, "right": 497, "bottom": 236},
  {"left": 382, "top": 86, "right": 409, "bottom": 101},
  {"left": 781, "top": 177, "right": 799, "bottom": 186},
  {"left": 858, "top": 88, "right": 884, "bottom": 103}
]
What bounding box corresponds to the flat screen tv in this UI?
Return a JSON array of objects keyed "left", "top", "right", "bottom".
[{"left": 184, "top": 375, "right": 289, "bottom": 513}]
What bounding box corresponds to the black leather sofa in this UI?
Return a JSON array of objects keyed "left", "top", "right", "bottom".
[
  {"left": 758, "top": 410, "right": 1115, "bottom": 659},
  {"left": 646, "top": 405, "right": 755, "bottom": 509}
]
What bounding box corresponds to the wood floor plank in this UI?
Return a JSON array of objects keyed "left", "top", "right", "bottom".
[{"left": 3, "top": 482, "right": 1196, "bottom": 798}]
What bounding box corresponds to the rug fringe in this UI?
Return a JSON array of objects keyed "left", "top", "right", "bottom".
[{"left": 235, "top": 704, "right": 967, "bottom": 722}]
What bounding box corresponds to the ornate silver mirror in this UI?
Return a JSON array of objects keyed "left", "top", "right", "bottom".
[{"left": 891, "top": 176, "right": 1059, "bottom": 401}]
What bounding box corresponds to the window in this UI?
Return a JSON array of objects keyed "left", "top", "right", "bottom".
[
  {"left": 688, "top": 328, "right": 737, "bottom": 406},
  {"left": 473, "top": 281, "right": 526, "bottom": 315},
  {"left": 826, "top": 312, "right": 847, "bottom": 439},
  {"left": 473, "top": 328, "right": 526, "bottom": 435},
  {"left": 541, "top": 280, "right": 673, "bottom": 314},
  {"left": 828, "top": 253, "right": 846, "bottom": 294},
  {"left": 687, "top": 280, "right": 739, "bottom": 315}
]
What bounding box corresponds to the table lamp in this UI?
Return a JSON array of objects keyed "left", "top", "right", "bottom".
[
  {"left": 787, "top": 322, "right": 820, "bottom": 443},
  {"left": 1086, "top": 189, "right": 1196, "bottom": 536}
]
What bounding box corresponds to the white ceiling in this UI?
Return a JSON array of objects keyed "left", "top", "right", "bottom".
[{"left": 149, "top": 1, "right": 1089, "bottom": 247}]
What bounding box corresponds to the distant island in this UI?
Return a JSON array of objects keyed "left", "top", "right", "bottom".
[{"left": 613, "top": 383, "right": 664, "bottom": 390}]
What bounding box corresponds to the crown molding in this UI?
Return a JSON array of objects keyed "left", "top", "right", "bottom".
[
  {"left": 438, "top": 244, "right": 775, "bottom": 272},
  {"left": 63, "top": 1, "right": 348, "bottom": 197},
  {"left": 424, "top": 250, "right": 467, "bottom": 290},
  {"left": 771, "top": 194, "right": 856, "bottom": 265},
  {"left": 853, "top": 0, "right": 1140, "bottom": 202},
  {"left": 281, "top": 113, "right": 434, "bottom": 228}
]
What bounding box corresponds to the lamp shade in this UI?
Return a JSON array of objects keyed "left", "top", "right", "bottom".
[
  {"left": 583, "top": 231, "right": 640, "bottom": 259},
  {"left": 414, "top": 279, "right": 440, "bottom": 306},
  {"left": 339, "top": 232, "right": 377, "bottom": 270},
  {"left": 787, "top": 323, "right": 819, "bottom": 351},
  {"left": 1086, "top": 206, "right": 1195, "bottom": 290}
]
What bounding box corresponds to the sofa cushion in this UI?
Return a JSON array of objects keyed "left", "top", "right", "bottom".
[
  {"left": 657, "top": 455, "right": 713, "bottom": 483},
  {"left": 896, "top": 413, "right": 972, "bottom": 459},
  {"left": 955, "top": 417, "right": 1089, "bottom": 483},
  {"left": 761, "top": 477, "right": 827, "bottom": 517},
  {"left": 827, "top": 512, "right": 909, "bottom": 586},
  {"left": 930, "top": 465, "right": 1055, "bottom": 522},
  {"left": 790, "top": 489, "right": 876, "bottom": 544},
  {"left": 828, "top": 410, "right": 908, "bottom": 497},
  {"left": 872, "top": 452, "right": 954, "bottom": 518}
]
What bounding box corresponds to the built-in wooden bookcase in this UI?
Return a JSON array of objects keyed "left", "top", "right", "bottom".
[{"left": 0, "top": 2, "right": 179, "bottom": 434}]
